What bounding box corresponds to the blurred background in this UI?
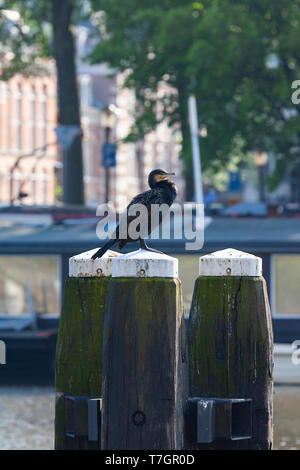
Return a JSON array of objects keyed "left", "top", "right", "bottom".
[{"left": 0, "top": 0, "right": 300, "bottom": 450}]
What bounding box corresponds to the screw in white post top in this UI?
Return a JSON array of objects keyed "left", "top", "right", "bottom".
[
  {"left": 111, "top": 249, "right": 178, "bottom": 278},
  {"left": 69, "top": 249, "right": 121, "bottom": 277},
  {"left": 199, "top": 248, "right": 262, "bottom": 277}
]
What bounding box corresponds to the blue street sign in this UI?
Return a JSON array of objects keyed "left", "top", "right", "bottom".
[
  {"left": 102, "top": 143, "right": 116, "bottom": 168},
  {"left": 228, "top": 171, "right": 241, "bottom": 192}
]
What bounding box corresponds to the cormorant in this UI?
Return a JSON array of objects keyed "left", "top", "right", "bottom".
[{"left": 92, "top": 169, "right": 177, "bottom": 259}]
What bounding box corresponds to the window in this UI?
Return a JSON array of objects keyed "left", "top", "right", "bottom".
[
  {"left": 31, "top": 99, "right": 36, "bottom": 150},
  {"left": 41, "top": 171, "right": 48, "bottom": 204},
  {"left": 16, "top": 97, "right": 22, "bottom": 150},
  {"left": 30, "top": 176, "right": 36, "bottom": 204},
  {"left": 272, "top": 254, "right": 300, "bottom": 316},
  {"left": 80, "top": 75, "right": 92, "bottom": 107},
  {"left": 129, "top": 144, "right": 138, "bottom": 178},
  {"left": 83, "top": 139, "right": 92, "bottom": 178},
  {"left": 0, "top": 255, "right": 60, "bottom": 316},
  {"left": 42, "top": 100, "right": 47, "bottom": 146}
]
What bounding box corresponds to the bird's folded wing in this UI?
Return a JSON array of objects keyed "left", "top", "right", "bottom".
[
  {"left": 127, "top": 188, "right": 166, "bottom": 207},
  {"left": 113, "top": 189, "right": 169, "bottom": 239}
]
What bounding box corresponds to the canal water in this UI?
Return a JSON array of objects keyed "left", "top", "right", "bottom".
[
  {"left": 0, "top": 386, "right": 54, "bottom": 450},
  {"left": 0, "top": 385, "right": 299, "bottom": 449}
]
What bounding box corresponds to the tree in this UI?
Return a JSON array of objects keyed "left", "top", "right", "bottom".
[
  {"left": 231, "top": 1, "right": 300, "bottom": 193},
  {"left": 52, "top": 0, "right": 84, "bottom": 205},
  {"left": 89, "top": 0, "right": 202, "bottom": 199},
  {"left": 0, "top": 0, "right": 84, "bottom": 205},
  {"left": 89, "top": 0, "right": 300, "bottom": 200}
]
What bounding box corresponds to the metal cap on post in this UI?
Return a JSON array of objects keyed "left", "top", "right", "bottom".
[
  {"left": 69, "top": 249, "right": 121, "bottom": 277},
  {"left": 111, "top": 249, "right": 178, "bottom": 278},
  {"left": 198, "top": 248, "right": 262, "bottom": 277},
  {"left": 187, "top": 248, "right": 273, "bottom": 450}
]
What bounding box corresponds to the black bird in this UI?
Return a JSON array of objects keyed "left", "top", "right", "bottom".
[{"left": 92, "top": 169, "right": 177, "bottom": 259}]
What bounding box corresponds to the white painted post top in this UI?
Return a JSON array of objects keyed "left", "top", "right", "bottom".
[
  {"left": 111, "top": 249, "right": 178, "bottom": 278},
  {"left": 69, "top": 249, "right": 121, "bottom": 277},
  {"left": 198, "top": 248, "right": 262, "bottom": 277}
]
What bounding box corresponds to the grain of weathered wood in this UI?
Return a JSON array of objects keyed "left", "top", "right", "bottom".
[
  {"left": 101, "top": 277, "right": 186, "bottom": 450},
  {"left": 187, "top": 276, "right": 273, "bottom": 450},
  {"left": 55, "top": 276, "right": 110, "bottom": 449}
]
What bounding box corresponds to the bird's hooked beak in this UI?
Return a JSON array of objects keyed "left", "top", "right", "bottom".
[{"left": 160, "top": 172, "right": 176, "bottom": 181}]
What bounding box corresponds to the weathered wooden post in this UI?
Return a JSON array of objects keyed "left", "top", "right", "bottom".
[
  {"left": 101, "top": 249, "right": 185, "bottom": 450},
  {"left": 186, "top": 248, "right": 273, "bottom": 450},
  {"left": 55, "top": 248, "right": 120, "bottom": 450}
]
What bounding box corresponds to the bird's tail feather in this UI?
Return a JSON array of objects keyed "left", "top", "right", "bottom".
[{"left": 91, "top": 239, "right": 116, "bottom": 259}]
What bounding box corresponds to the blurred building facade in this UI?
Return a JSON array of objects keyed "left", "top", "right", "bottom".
[
  {"left": 0, "top": 73, "right": 58, "bottom": 205},
  {"left": 0, "top": 34, "right": 185, "bottom": 210},
  {"left": 77, "top": 22, "right": 185, "bottom": 211},
  {"left": 79, "top": 72, "right": 184, "bottom": 211}
]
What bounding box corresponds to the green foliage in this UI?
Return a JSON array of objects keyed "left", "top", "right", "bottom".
[
  {"left": 89, "top": 0, "right": 300, "bottom": 191},
  {"left": 1, "top": 0, "right": 299, "bottom": 193},
  {"left": 0, "top": 0, "right": 85, "bottom": 205},
  {"left": 0, "top": 0, "right": 85, "bottom": 78},
  {"left": 0, "top": 1, "right": 52, "bottom": 79}
]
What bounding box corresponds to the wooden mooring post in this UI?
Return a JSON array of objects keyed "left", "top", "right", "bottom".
[
  {"left": 55, "top": 248, "right": 120, "bottom": 450},
  {"left": 186, "top": 249, "right": 273, "bottom": 450},
  {"left": 101, "top": 249, "right": 186, "bottom": 450}
]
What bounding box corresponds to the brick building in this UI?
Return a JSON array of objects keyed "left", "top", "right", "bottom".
[
  {"left": 0, "top": 72, "right": 58, "bottom": 205},
  {"left": 79, "top": 69, "right": 185, "bottom": 211},
  {"left": 0, "top": 24, "right": 185, "bottom": 209}
]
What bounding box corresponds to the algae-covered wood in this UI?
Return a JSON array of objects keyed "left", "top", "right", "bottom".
[
  {"left": 187, "top": 276, "right": 273, "bottom": 450},
  {"left": 55, "top": 276, "right": 110, "bottom": 449},
  {"left": 101, "top": 277, "right": 186, "bottom": 450}
]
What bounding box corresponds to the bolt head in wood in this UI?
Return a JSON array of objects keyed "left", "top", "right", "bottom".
[
  {"left": 199, "top": 248, "right": 262, "bottom": 277},
  {"left": 111, "top": 249, "right": 178, "bottom": 278},
  {"left": 69, "top": 249, "right": 121, "bottom": 277}
]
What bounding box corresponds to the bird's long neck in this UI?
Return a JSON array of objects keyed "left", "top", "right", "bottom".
[{"left": 155, "top": 180, "right": 177, "bottom": 204}]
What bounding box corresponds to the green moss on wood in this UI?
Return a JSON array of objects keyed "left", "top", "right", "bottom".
[
  {"left": 188, "top": 276, "right": 273, "bottom": 395},
  {"left": 187, "top": 275, "right": 273, "bottom": 449},
  {"left": 101, "top": 277, "right": 185, "bottom": 450},
  {"left": 55, "top": 276, "right": 110, "bottom": 396}
]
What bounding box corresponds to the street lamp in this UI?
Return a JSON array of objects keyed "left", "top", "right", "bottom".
[
  {"left": 254, "top": 149, "right": 268, "bottom": 202},
  {"left": 199, "top": 124, "right": 207, "bottom": 138},
  {"left": 100, "top": 107, "right": 117, "bottom": 203}
]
